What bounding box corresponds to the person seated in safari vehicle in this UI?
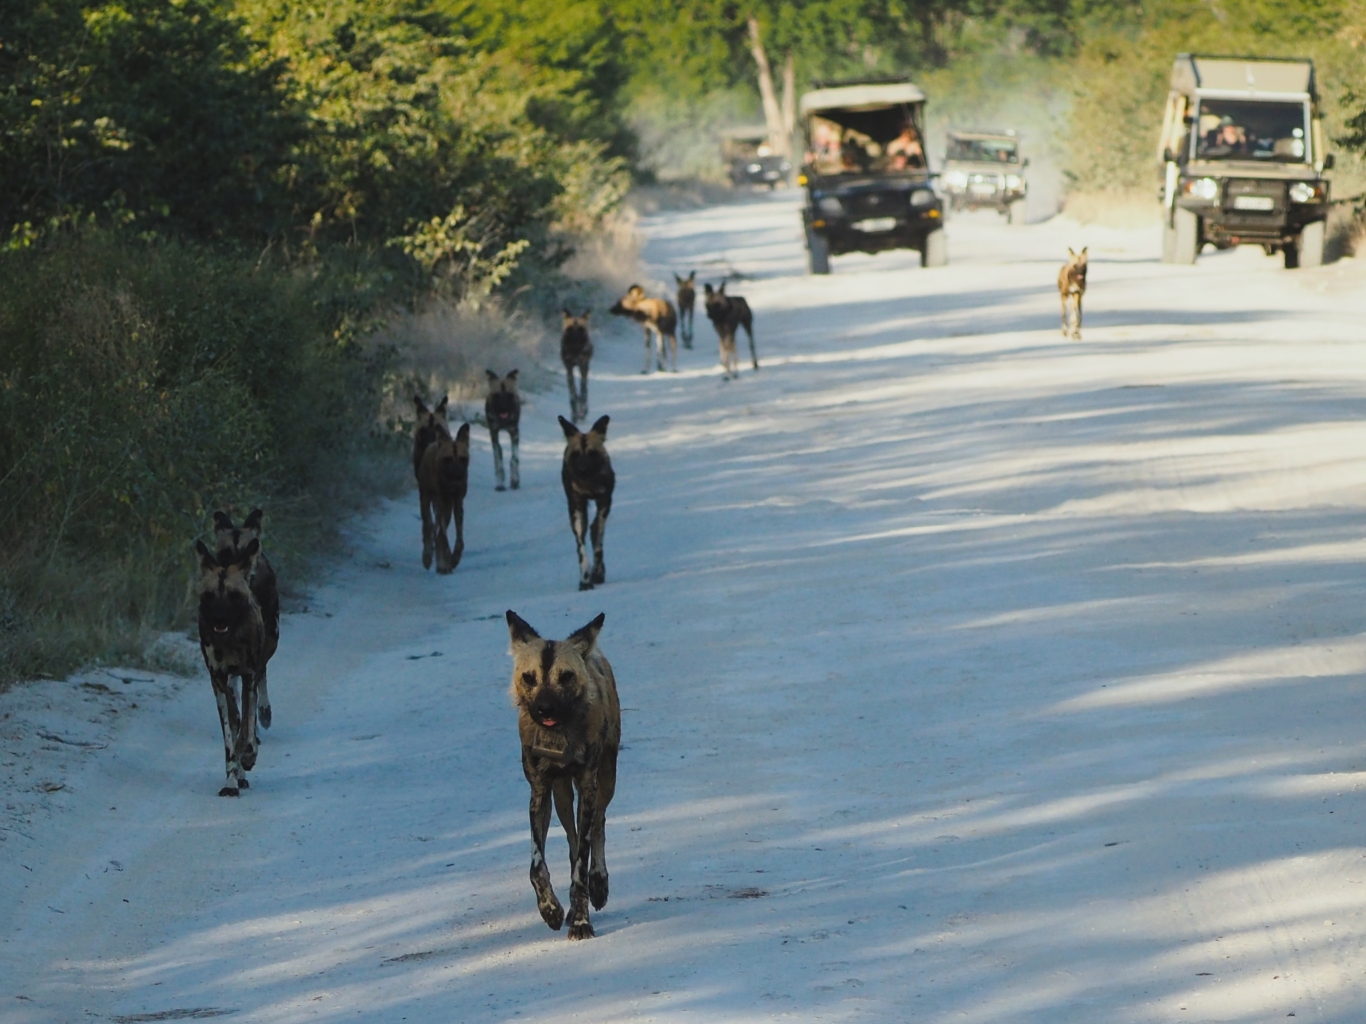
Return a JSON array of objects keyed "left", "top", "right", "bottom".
[
  {"left": 885, "top": 124, "right": 925, "bottom": 170},
  {"left": 1202, "top": 116, "right": 1247, "bottom": 157}
]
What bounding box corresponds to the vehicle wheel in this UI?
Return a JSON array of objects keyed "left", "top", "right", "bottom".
[
  {"left": 1008, "top": 199, "right": 1026, "bottom": 226},
  {"left": 921, "top": 228, "right": 948, "bottom": 268},
  {"left": 1294, "top": 219, "right": 1325, "bottom": 269},
  {"left": 807, "top": 229, "right": 831, "bottom": 275},
  {"left": 1160, "top": 216, "right": 1177, "bottom": 263},
  {"left": 1173, "top": 208, "right": 1199, "bottom": 265}
]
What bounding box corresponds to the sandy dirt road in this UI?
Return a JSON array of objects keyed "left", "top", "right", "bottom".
[{"left": 4, "top": 194, "right": 1366, "bottom": 1023}]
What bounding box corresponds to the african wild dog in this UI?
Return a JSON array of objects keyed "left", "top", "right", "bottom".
[
  {"left": 195, "top": 538, "right": 265, "bottom": 797},
  {"left": 609, "top": 285, "right": 677, "bottom": 374},
  {"left": 484, "top": 370, "right": 521, "bottom": 491},
  {"left": 561, "top": 310, "right": 593, "bottom": 423},
  {"left": 559, "top": 415, "right": 614, "bottom": 591},
  {"left": 505, "top": 610, "right": 620, "bottom": 940},
  {"left": 703, "top": 282, "right": 758, "bottom": 379},
  {"left": 418, "top": 421, "right": 471, "bottom": 573},
  {"left": 412, "top": 395, "right": 449, "bottom": 480},
  {"left": 213, "top": 509, "right": 279, "bottom": 730},
  {"left": 674, "top": 271, "right": 696, "bottom": 350},
  {"left": 1058, "top": 247, "right": 1088, "bottom": 340}
]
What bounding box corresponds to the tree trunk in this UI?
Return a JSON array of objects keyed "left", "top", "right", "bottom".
[
  {"left": 780, "top": 53, "right": 795, "bottom": 149},
  {"left": 747, "top": 16, "right": 789, "bottom": 158}
]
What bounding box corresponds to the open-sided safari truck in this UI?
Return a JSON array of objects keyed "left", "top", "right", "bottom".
[
  {"left": 721, "top": 128, "right": 792, "bottom": 188},
  {"left": 798, "top": 79, "right": 945, "bottom": 274},
  {"left": 1158, "top": 54, "right": 1333, "bottom": 268}
]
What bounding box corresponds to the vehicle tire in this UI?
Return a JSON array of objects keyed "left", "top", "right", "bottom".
[
  {"left": 807, "top": 228, "right": 831, "bottom": 275},
  {"left": 1008, "top": 199, "right": 1026, "bottom": 226},
  {"left": 1295, "top": 219, "right": 1325, "bottom": 269},
  {"left": 921, "top": 228, "right": 948, "bottom": 268},
  {"left": 1173, "top": 207, "right": 1199, "bottom": 265},
  {"left": 1160, "top": 216, "right": 1177, "bottom": 263}
]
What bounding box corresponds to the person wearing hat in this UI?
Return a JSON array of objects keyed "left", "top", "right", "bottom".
[{"left": 1203, "top": 115, "right": 1247, "bottom": 157}]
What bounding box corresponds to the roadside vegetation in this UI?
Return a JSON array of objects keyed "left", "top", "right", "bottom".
[{"left": 3, "top": 0, "right": 1366, "bottom": 685}]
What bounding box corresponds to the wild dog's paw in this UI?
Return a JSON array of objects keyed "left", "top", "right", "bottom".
[
  {"left": 510, "top": 480, "right": 519, "bottom": 490},
  {"left": 578, "top": 580, "right": 594, "bottom": 592},
  {"left": 241, "top": 748, "right": 257, "bottom": 771},
  {"left": 567, "top": 919, "right": 595, "bottom": 941},
  {"left": 422, "top": 547, "right": 433, "bottom": 570},
  {"left": 218, "top": 785, "right": 240, "bottom": 797},
  {"left": 589, "top": 872, "right": 609, "bottom": 910},
  {"left": 496, "top": 484, "right": 506, "bottom": 492},
  {"left": 539, "top": 898, "right": 565, "bottom": 931},
  {"left": 258, "top": 705, "right": 272, "bottom": 730},
  {"left": 238, "top": 776, "right": 250, "bottom": 789},
  {"left": 590, "top": 565, "right": 605, "bottom": 586}
]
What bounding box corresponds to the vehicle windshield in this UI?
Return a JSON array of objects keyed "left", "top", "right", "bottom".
[
  {"left": 946, "top": 137, "right": 1017, "bottom": 163},
  {"left": 805, "top": 107, "right": 925, "bottom": 176},
  {"left": 1193, "top": 100, "right": 1309, "bottom": 162}
]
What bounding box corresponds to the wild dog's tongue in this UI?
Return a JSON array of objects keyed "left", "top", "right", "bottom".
[{"left": 541, "top": 718, "right": 557, "bottom": 727}]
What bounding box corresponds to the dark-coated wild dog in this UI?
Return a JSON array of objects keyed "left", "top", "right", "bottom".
[
  {"left": 703, "top": 282, "right": 758, "bottom": 379},
  {"left": 412, "top": 395, "right": 449, "bottom": 479},
  {"left": 674, "top": 271, "right": 696, "bottom": 349},
  {"left": 506, "top": 610, "right": 620, "bottom": 940},
  {"left": 1058, "top": 247, "right": 1088, "bottom": 340},
  {"left": 561, "top": 310, "right": 593, "bottom": 423},
  {"left": 418, "top": 422, "right": 471, "bottom": 573},
  {"left": 559, "top": 414, "right": 614, "bottom": 590},
  {"left": 213, "top": 509, "right": 279, "bottom": 730},
  {"left": 196, "top": 538, "right": 265, "bottom": 797},
  {"left": 484, "top": 370, "right": 521, "bottom": 490},
  {"left": 609, "top": 285, "right": 677, "bottom": 374}
]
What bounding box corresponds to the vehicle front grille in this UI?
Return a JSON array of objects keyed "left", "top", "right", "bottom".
[{"left": 843, "top": 192, "right": 901, "bottom": 218}]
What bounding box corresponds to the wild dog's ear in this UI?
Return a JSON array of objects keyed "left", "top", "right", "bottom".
[
  {"left": 506, "top": 610, "right": 541, "bottom": 644},
  {"left": 414, "top": 395, "right": 429, "bottom": 415},
  {"left": 687, "top": 270, "right": 695, "bottom": 282},
  {"left": 243, "top": 508, "right": 263, "bottom": 533},
  {"left": 236, "top": 537, "right": 260, "bottom": 570},
  {"left": 485, "top": 369, "right": 499, "bottom": 382},
  {"left": 195, "top": 540, "right": 219, "bottom": 573},
  {"left": 718, "top": 282, "right": 727, "bottom": 295},
  {"left": 589, "top": 414, "right": 610, "bottom": 438},
  {"left": 558, "top": 415, "right": 580, "bottom": 439},
  {"left": 507, "top": 368, "right": 519, "bottom": 381},
  {"left": 435, "top": 396, "right": 449, "bottom": 415},
  {"left": 581, "top": 309, "right": 590, "bottom": 320},
  {"left": 212, "top": 510, "right": 233, "bottom": 532},
  {"left": 703, "top": 283, "right": 714, "bottom": 295},
  {"left": 1079, "top": 246, "right": 1088, "bottom": 258},
  {"left": 455, "top": 422, "right": 471, "bottom": 441},
  {"left": 567, "top": 612, "right": 605, "bottom": 655},
  {"left": 674, "top": 273, "right": 682, "bottom": 284},
  {"left": 1067, "top": 247, "right": 1076, "bottom": 257},
  {"left": 563, "top": 307, "right": 574, "bottom": 319}
]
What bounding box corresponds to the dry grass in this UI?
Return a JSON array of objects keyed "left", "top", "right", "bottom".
[{"left": 1061, "top": 190, "right": 1163, "bottom": 228}]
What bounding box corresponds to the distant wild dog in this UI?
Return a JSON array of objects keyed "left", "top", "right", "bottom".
[
  {"left": 560, "top": 310, "right": 593, "bottom": 423},
  {"left": 609, "top": 285, "right": 678, "bottom": 374},
  {"left": 484, "top": 370, "right": 521, "bottom": 491},
  {"left": 559, "top": 414, "right": 615, "bottom": 591},
  {"left": 674, "top": 271, "right": 696, "bottom": 349},
  {"left": 505, "top": 609, "right": 621, "bottom": 940},
  {"left": 418, "top": 422, "right": 471, "bottom": 573},
  {"left": 213, "top": 509, "right": 279, "bottom": 730},
  {"left": 703, "top": 282, "right": 758, "bottom": 379},
  {"left": 195, "top": 538, "right": 265, "bottom": 796},
  {"left": 1058, "top": 247, "right": 1088, "bottom": 340},
  {"left": 412, "top": 395, "right": 449, "bottom": 480}
]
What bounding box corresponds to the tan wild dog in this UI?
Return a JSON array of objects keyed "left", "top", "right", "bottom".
[
  {"left": 418, "top": 422, "right": 470, "bottom": 573},
  {"left": 213, "top": 509, "right": 279, "bottom": 731},
  {"left": 506, "top": 609, "right": 621, "bottom": 940},
  {"left": 195, "top": 537, "right": 265, "bottom": 796},
  {"left": 1058, "top": 247, "right": 1088, "bottom": 340},
  {"left": 560, "top": 310, "right": 593, "bottom": 423},
  {"left": 559, "top": 414, "right": 614, "bottom": 590},
  {"left": 674, "top": 271, "right": 696, "bottom": 349},
  {"left": 484, "top": 370, "right": 521, "bottom": 491},
  {"left": 609, "top": 285, "right": 678, "bottom": 373}
]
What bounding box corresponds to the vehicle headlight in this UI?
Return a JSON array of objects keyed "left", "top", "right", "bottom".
[
  {"left": 1005, "top": 174, "right": 1022, "bottom": 189},
  {"left": 1183, "top": 177, "right": 1219, "bottom": 202},
  {"left": 779, "top": 161, "right": 791, "bottom": 171},
  {"left": 1288, "top": 181, "right": 1324, "bottom": 204},
  {"left": 817, "top": 196, "right": 844, "bottom": 215},
  {"left": 747, "top": 163, "right": 762, "bottom": 173},
  {"left": 943, "top": 171, "right": 968, "bottom": 189},
  {"left": 909, "top": 189, "right": 934, "bottom": 208}
]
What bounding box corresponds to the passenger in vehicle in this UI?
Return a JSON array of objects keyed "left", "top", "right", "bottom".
[
  {"left": 1202, "top": 116, "right": 1247, "bottom": 157},
  {"left": 886, "top": 125, "right": 925, "bottom": 169}
]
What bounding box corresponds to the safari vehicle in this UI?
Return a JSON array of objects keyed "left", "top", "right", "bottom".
[
  {"left": 798, "top": 78, "right": 945, "bottom": 274},
  {"left": 940, "top": 130, "right": 1028, "bottom": 223},
  {"left": 722, "top": 128, "right": 792, "bottom": 189},
  {"left": 1158, "top": 54, "right": 1334, "bottom": 268}
]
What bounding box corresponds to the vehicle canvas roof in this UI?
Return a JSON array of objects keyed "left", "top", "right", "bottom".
[
  {"left": 1170, "top": 54, "right": 1316, "bottom": 100},
  {"left": 948, "top": 129, "right": 1018, "bottom": 141},
  {"left": 800, "top": 82, "right": 927, "bottom": 117},
  {"left": 720, "top": 126, "right": 772, "bottom": 141}
]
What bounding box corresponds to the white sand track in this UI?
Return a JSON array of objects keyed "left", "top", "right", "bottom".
[{"left": 4, "top": 194, "right": 1366, "bottom": 1023}]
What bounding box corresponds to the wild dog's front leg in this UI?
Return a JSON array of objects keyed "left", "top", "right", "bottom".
[
  {"left": 1073, "top": 294, "right": 1083, "bottom": 340},
  {"left": 211, "top": 671, "right": 242, "bottom": 796},
  {"left": 570, "top": 499, "right": 593, "bottom": 590},
  {"left": 567, "top": 765, "right": 600, "bottom": 939},
  {"left": 652, "top": 326, "right": 666, "bottom": 372},
  {"left": 508, "top": 425, "right": 520, "bottom": 490},
  {"left": 527, "top": 773, "right": 564, "bottom": 930},
  {"left": 666, "top": 331, "right": 677, "bottom": 372},
  {"left": 433, "top": 499, "right": 453, "bottom": 574},
  {"left": 237, "top": 671, "right": 258, "bottom": 779},
  {"left": 1060, "top": 294, "right": 1069, "bottom": 338},
  {"left": 256, "top": 666, "right": 271, "bottom": 731},
  {"left": 450, "top": 497, "right": 465, "bottom": 569},
  {"left": 589, "top": 499, "right": 610, "bottom": 586},
  {"left": 420, "top": 490, "right": 435, "bottom": 569},
  {"left": 578, "top": 367, "right": 589, "bottom": 422},
  {"left": 565, "top": 368, "right": 580, "bottom": 422},
  {"left": 490, "top": 428, "right": 506, "bottom": 491},
  {"left": 746, "top": 325, "right": 759, "bottom": 370},
  {"left": 589, "top": 744, "right": 617, "bottom": 910},
  {"left": 641, "top": 329, "right": 653, "bottom": 374}
]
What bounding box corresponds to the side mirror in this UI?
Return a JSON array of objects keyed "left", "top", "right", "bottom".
[
  {"left": 1022, "top": 157, "right": 1030, "bottom": 168},
  {"left": 1323, "top": 153, "right": 1335, "bottom": 170},
  {"left": 1162, "top": 147, "right": 1174, "bottom": 164}
]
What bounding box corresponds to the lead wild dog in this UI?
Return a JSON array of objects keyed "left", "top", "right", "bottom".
[
  {"left": 213, "top": 509, "right": 279, "bottom": 730},
  {"left": 412, "top": 395, "right": 449, "bottom": 480},
  {"left": 560, "top": 310, "right": 593, "bottom": 423},
  {"left": 609, "top": 285, "right": 678, "bottom": 373},
  {"left": 505, "top": 610, "right": 620, "bottom": 940},
  {"left": 559, "top": 414, "right": 614, "bottom": 590},
  {"left": 195, "top": 538, "right": 265, "bottom": 796},
  {"left": 1058, "top": 247, "right": 1088, "bottom": 340},
  {"left": 484, "top": 370, "right": 521, "bottom": 490},
  {"left": 418, "top": 422, "right": 471, "bottom": 573},
  {"left": 674, "top": 271, "right": 696, "bottom": 349},
  {"left": 702, "top": 282, "right": 758, "bottom": 379}
]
